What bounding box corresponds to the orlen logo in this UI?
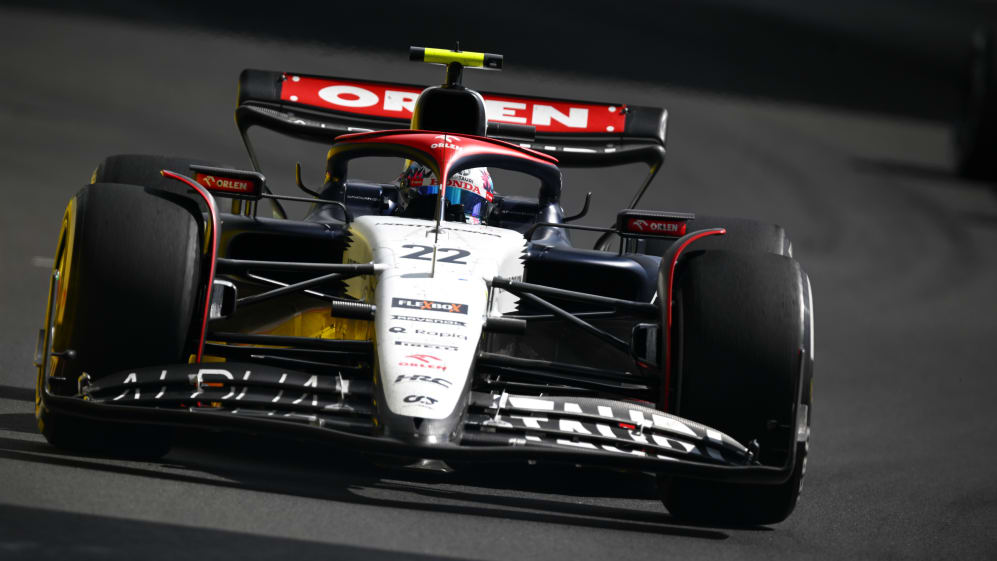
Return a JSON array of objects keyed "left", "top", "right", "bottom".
[
  {"left": 280, "top": 76, "right": 626, "bottom": 134},
  {"left": 431, "top": 135, "right": 462, "bottom": 151},
  {"left": 627, "top": 218, "right": 687, "bottom": 236},
  {"left": 406, "top": 354, "right": 440, "bottom": 363},
  {"left": 397, "top": 354, "right": 446, "bottom": 371},
  {"left": 195, "top": 173, "right": 251, "bottom": 193}
]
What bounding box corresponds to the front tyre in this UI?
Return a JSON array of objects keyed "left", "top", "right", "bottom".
[
  {"left": 638, "top": 216, "right": 794, "bottom": 258},
  {"left": 93, "top": 154, "right": 225, "bottom": 192},
  {"left": 658, "top": 250, "right": 813, "bottom": 526},
  {"left": 35, "top": 182, "right": 203, "bottom": 459}
]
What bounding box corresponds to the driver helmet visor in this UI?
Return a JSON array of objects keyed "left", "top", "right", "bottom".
[{"left": 400, "top": 163, "right": 494, "bottom": 221}]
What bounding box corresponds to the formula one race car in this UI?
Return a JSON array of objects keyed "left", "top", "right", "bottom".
[{"left": 33, "top": 47, "right": 814, "bottom": 526}]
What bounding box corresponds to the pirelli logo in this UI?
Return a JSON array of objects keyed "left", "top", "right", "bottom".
[
  {"left": 395, "top": 340, "right": 460, "bottom": 352},
  {"left": 392, "top": 298, "right": 467, "bottom": 315}
]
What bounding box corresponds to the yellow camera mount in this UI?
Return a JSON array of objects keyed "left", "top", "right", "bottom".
[{"left": 409, "top": 46, "right": 503, "bottom": 86}]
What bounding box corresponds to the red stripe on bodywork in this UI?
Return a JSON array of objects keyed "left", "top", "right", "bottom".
[{"left": 161, "top": 170, "right": 220, "bottom": 362}]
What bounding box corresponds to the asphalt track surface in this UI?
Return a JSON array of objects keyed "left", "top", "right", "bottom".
[{"left": 2, "top": 6, "right": 997, "bottom": 560}]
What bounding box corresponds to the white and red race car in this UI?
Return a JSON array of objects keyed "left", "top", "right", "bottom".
[{"left": 34, "top": 47, "right": 814, "bottom": 526}]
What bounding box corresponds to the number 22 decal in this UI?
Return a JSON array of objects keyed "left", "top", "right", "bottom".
[{"left": 400, "top": 244, "right": 470, "bottom": 264}]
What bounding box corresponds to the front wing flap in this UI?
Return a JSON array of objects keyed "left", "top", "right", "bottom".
[{"left": 46, "top": 362, "right": 795, "bottom": 484}]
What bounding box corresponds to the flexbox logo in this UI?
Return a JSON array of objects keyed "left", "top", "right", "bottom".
[{"left": 392, "top": 298, "right": 467, "bottom": 315}]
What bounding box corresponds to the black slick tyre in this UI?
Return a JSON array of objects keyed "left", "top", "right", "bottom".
[
  {"left": 93, "top": 154, "right": 224, "bottom": 190},
  {"left": 638, "top": 215, "right": 793, "bottom": 258},
  {"left": 35, "top": 182, "right": 203, "bottom": 459},
  {"left": 658, "top": 250, "right": 813, "bottom": 526}
]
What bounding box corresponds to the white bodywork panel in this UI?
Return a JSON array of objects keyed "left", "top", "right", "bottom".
[{"left": 344, "top": 216, "right": 526, "bottom": 420}]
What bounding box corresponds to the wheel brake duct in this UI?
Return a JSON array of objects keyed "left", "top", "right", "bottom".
[
  {"left": 161, "top": 170, "right": 221, "bottom": 362},
  {"left": 659, "top": 228, "right": 727, "bottom": 410}
]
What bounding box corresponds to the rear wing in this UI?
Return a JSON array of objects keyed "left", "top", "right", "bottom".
[{"left": 236, "top": 70, "right": 667, "bottom": 169}]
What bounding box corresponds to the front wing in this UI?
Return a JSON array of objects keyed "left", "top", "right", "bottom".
[{"left": 42, "top": 362, "right": 798, "bottom": 484}]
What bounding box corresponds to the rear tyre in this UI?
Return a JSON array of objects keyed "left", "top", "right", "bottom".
[
  {"left": 35, "top": 182, "right": 203, "bottom": 459},
  {"left": 658, "top": 250, "right": 812, "bottom": 526}
]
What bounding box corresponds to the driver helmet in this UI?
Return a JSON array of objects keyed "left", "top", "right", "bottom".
[{"left": 397, "top": 161, "right": 494, "bottom": 224}]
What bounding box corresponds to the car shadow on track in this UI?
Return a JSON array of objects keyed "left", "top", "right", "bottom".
[
  {"left": 0, "top": 427, "right": 749, "bottom": 538},
  {"left": 0, "top": 413, "right": 37, "bottom": 435},
  {"left": 0, "top": 502, "right": 470, "bottom": 561},
  {"left": 0, "top": 384, "right": 35, "bottom": 402}
]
